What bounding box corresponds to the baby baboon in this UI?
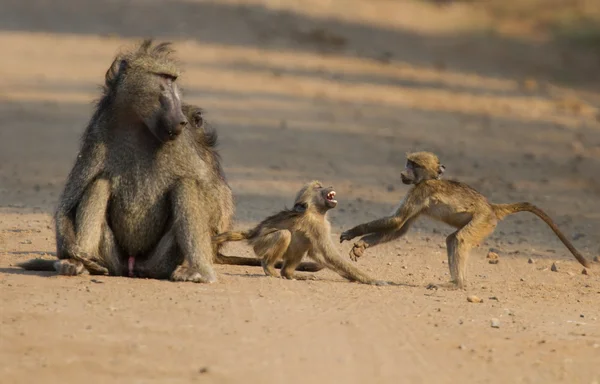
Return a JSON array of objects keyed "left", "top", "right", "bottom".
[
  {"left": 19, "top": 40, "right": 222, "bottom": 283},
  {"left": 340, "top": 151, "right": 591, "bottom": 289},
  {"left": 213, "top": 181, "right": 386, "bottom": 285}
]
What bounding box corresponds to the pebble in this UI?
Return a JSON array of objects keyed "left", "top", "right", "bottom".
[
  {"left": 491, "top": 318, "right": 501, "bottom": 328},
  {"left": 528, "top": 258, "right": 535, "bottom": 264},
  {"left": 487, "top": 251, "right": 499, "bottom": 264},
  {"left": 467, "top": 295, "right": 483, "bottom": 303},
  {"left": 582, "top": 269, "right": 588, "bottom": 275},
  {"left": 198, "top": 367, "right": 209, "bottom": 374},
  {"left": 551, "top": 262, "right": 558, "bottom": 272}
]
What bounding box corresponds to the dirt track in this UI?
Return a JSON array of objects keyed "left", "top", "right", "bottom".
[{"left": 1, "top": 1, "right": 599, "bottom": 383}]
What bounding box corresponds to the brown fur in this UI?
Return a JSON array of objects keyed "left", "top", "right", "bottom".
[
  {"left": 340, "top": 151, "right": 591, "bottom": 289},
  {"left": 18, "top": 40, "right": 229, "bottom": 283},
  {"left": 214, "top": 181, "right": 386, "bottom": 285}
]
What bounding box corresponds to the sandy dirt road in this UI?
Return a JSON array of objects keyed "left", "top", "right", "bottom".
[{"left": 0, "top": 1, "right": 599, "bottom": 383}]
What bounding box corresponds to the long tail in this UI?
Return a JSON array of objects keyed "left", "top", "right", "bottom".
[
  {"left": 491, "top": 202, "right": 591, "bottom": 268},
  {"left": 212, "top": 230, "right": 251, "bottom": 245},
  {"left": 17, "top": 259, "right": 57, "bottom": 271},
  {"left": 215, "top": 253, "right": 324, "bottom": 272}
]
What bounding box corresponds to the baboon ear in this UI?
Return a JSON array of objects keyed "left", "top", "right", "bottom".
[
  {"left": 105, "top": 58, "right": 128, "bottom": 88},
  {"left": 118, "top": 59, "right": 128, "bottom": 74},
  {"left": 293, "top": 202, "right": 308, "bottom": 213}
]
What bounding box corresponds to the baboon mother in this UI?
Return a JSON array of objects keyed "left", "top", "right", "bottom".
[{"left": 19, "top": 40, "right": 224, "bottom": 283}]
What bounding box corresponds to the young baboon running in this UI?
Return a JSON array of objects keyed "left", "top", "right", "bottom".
[
  {"left": 19, "top": 40, "right": 224, "bottom": 282},
  {"left": 340, "top": 151, "right": 591, "bottom": 289},
  {"left": 213, "top": 181, "right": 386, "bottom": 285}
]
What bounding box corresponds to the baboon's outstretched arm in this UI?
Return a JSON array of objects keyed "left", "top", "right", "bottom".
[
  {"left": 340, "top": 195, "right": 422, "bottom": 243},
  {"left": 311, "top": 233, "right": 385, "bottom": 285}
]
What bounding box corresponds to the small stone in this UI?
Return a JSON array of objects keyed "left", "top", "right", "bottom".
[
  {"left": 198, "top": 367, "right": 209, "bottom": 374},
  {"left": 487, "top": 251, "right": 499, "bottom": 264},
  {"left": 467, "top": 295, "right": 483, "bottom": 303},
  {"left": 487, "top": 251, "right": 499, "bottom": 260},
  {"left": 572, "top": 233, "right": 585, "bottom": 241},
  {"left": 488, "top": 296, "right": 499, "bottom": 301},
  {"left": 458, "top": 344, "right": 467, "bottom": 350},
  {"left": 387, "top": 262, "right": 392, "bottom": 266},
  {"left": 582, "top": 269, "right": 588, "bottom": 275},
  {"left": 580, "top": 314, "right": 584, "bottom": 318},
  {"left": 491, "top": 318, "right": 500, "bottom": 328},
  {"left": 567, "top": 271, "right": 575, "bottom": 277},
  {"left": 528, "top": 258, "right": 535, "bottom": 264},
  {"left": 551, "top": 263, "right": 558, "bottom": 272},
  {"left": 401, "top": 266, "right": 407, "bottom": 269}
]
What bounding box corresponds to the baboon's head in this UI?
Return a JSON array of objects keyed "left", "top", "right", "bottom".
[
  {"left": 104, "top": 40, "right": 188, "bottom": 143},
  {"left": 292, "top": 180, "right": 338, "bottom": 214},
  {"left": 182, "top": 103, "right": 218, "bottom": 148},
  {"left": 401, "top": 152, "right": 445, "bottom": 185}
]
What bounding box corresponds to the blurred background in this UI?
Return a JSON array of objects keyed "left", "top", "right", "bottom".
[{"left": 0, "top": 0, "right": 599, "bottom": 238}]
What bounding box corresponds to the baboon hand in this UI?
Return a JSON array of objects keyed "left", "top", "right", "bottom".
[
  {"left": 339, "top": 230, "right": 356, "bottom": 243},
  {"left": 349, "top": 241, "right": 367, "bottom": 262}
]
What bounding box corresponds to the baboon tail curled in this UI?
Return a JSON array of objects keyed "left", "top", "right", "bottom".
[
  {"left": 491, "top": 202, "right": 591, "bottom": 268},
  {"left": 212, "top": 231, "right": 251, "bottom": 245},
  {"left": 17, "top": 259, "right": 57, "bottom": 271}
]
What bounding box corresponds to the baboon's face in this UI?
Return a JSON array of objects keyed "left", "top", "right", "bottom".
[
  {"left": 319, "top": 184, "right": 338, "bottom": 210},
  {"left": 125, "top": 71, "right": 188, "bottom": 143},
  {"left": 186, "top": 107, "right": 204, "bottom": 130},
  {"left": 400, "top": 160, "right": 418, "bottom": 185},
  {"left": 293, "top": 181, "right": 338, "bottom": 213},
  {"left": 309, "top": 181, "right": 338, "bottom": 210},
  {"left": 401, "top": 153, "right": 445, "bottom": 185}
]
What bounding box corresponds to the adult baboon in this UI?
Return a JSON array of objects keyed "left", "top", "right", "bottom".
[
  {"left": 340, "top": 151, "right": 591, "bottom": 289},
  {"left": 19, "top": 40, "right": 217, "bottom": 282}
]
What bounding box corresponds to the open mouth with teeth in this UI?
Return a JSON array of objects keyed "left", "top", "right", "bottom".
[{"left": 325, "top": 189, "right": 338, "bottom": 208}]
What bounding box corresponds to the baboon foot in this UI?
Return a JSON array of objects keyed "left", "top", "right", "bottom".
[
  {"left": 69, "top": 248, "right": 109, "bottom": 275},
  {"left": 171, "top": 265, "right": 217, "bottom": 283},
  {"left": 349, "top": 241, "right": 367, "bottom": 262},
  {"left": 54, "top": 259, "right": 86, "bottom": 276},
  {"left": 261, "top": 263, "right": 279, "bottom": 278}
]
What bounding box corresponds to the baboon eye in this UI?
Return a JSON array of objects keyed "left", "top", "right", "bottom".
[{"left": 156, "top": 73, "right": 177, "bottom": 81}]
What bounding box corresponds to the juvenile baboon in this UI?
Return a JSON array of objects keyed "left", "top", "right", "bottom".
[
  {"left": 213, "top": 181, "right": 386, "bottom": 285},
  {"left": 179, "top": 104, "right": 323, "bottom": 273},
  {"left": 340, "top": 151, "right": 591, "bottom": 289},
  {"left": 19, "top": 40, "right": 221, "bottom": 283}
]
